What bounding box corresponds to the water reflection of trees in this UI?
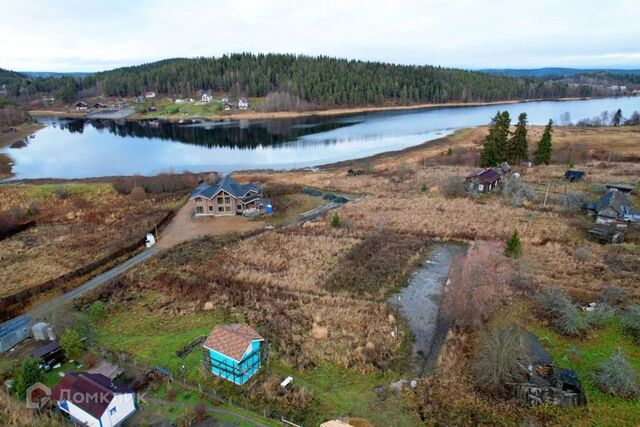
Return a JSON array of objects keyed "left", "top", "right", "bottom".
[{"left": 56, "top": 118, "right": 358, "bottom": 149}]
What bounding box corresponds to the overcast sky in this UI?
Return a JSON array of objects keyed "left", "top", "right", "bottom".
[{"left": 1, "top": 0, "right": 639, "bottom": 72}]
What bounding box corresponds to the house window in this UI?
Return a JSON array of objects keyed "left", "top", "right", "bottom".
[
  {"left": 217, "top": 197, "right": 224, "bottom": 204},
  {"left": 109, "top": 407, "right": 117, "bottom": 415},
  {"left": 225, "top": 197, "right": 231, "bottom": 204},
  {"left": 195, "top": 206, "right": 204, "bottom": 214},
  {"left": 218, "top": 206, "right": 224, "bottom": 212},
  {"left": 195, "top": 197, "right": 202, "bottom": 202},
  {"left": 225, "top": 206, "right": 231, "bottom": 212},
  {"left": 209, "top": 205, "right": 213, "bottom": 211},
  {"left": 237, "top": 205, "right": 242, "bottom": 210}
]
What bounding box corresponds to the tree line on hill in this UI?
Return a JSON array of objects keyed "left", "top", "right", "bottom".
[
  {"left": 3, "top": 54, "right": 637, "bottom": 110},
  {"left": 480, "top": 112, "right": 553, "bottom": 167}
]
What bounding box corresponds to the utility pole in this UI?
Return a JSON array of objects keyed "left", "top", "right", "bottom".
[{"left": 543, "top": 182, "right": 551, "bottom": 207}]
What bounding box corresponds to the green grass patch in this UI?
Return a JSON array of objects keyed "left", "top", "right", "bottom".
[
  {"left": 87, "top": 292, "right": 230, "bottom": 383},
  {"left": 271, "top": 361, "right": 418, "bottom": 426},
  {"left": 24, "top": 183, "right": 114, "bottom": 199},
  {"left": 530, "top": 318, "right": 640, "bottom": 426}
]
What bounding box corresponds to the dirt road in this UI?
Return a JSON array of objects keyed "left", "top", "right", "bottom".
[{"left": 157, "top": 203, "right": 264, "bottom": 248}]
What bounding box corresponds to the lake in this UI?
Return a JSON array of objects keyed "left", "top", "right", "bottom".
[{"left": 4, "top": 96, "right": 639, "bottom": 179}]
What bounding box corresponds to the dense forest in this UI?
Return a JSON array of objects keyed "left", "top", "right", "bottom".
[
  {"left": 3, "top": 54, "right": 640, "bottom": 109},
  {"left": 82, "top": 54, "right": 599, "bottom": 106}
]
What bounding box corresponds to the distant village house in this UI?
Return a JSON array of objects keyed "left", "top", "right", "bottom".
[
  {"left": 74, "top": 101, "right": 88, "bottom": 112},
  {"left": 190, "top": 175, "right": 261, "bottom": 216},
  {"left": 238, "top": 98, "right": 249, "bottom": 110},
  {"left": 144, "top": 91, "right": 156, "bottom": 99}
]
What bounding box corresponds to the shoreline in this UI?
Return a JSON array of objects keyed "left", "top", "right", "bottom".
[
  {"left": 0, "top": 122, "right": 44, "bottom": 179},
  {"left": 27, "top": 96, "right": 598, "bottom": 123}
]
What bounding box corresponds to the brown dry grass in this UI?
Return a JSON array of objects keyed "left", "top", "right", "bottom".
[
  {"left": 0, "top": 182, "right": 183, "bottom": 297},
  {"left": 0, "top": 390, "right": 65, "bottom": 426}
]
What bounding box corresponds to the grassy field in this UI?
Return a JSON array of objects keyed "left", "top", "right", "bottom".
[
  {"left": 0, "top": 180, "right": 185, "bottom": 302},
  {"left": 3, "top": 124, "right": 640, "bottom": 426}
]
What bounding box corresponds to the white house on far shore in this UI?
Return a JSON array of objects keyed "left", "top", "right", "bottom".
[{"left": 238, "top": 98, "right": 249, "bottom": 110}]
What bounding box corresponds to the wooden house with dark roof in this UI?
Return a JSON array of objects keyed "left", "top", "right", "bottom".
[
  {"left": 190, "top": 175, "right": 261, "bottom": 216},
  {"left": 465, "top": 168, "right": 503, "bottom": 193},
  {"left": 202, "top": 323, "right": 265, "bottom": 385},
  {"left": 52, "top": 372, "right": 136, "bottom": 426}
]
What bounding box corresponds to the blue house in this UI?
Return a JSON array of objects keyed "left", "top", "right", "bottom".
[{"left": 202, "top": 324, "right": 265, "bottom": 385}]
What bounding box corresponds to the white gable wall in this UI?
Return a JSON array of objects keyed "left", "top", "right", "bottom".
[
  {"left": 101, "top": 392, "right": 136, "bottom": 426},
  {"left": 65, "top": 401, "right": 101, "bottom": 427}
]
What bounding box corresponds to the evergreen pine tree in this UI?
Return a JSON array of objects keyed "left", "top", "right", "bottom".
[
  {"left": 612, "top": 109, "right": 623, "bottom": 127},
  {"left": 505, "top": 229, "right": 523, "bottom": 258},
  {"left": 480, "top": 111, "right": 511, "bottom": 167},
  {"left": 13, "top": 357, "right": 44, "bottom": 399},
  {"left": 331, "top": 212, "right": 341, "bottom": 228},
  {"left": 534, "top": 119, "right": 553, "bottom": 165},
  {"left": 509, "top": 112, "right": 528, "bottom": 164}
]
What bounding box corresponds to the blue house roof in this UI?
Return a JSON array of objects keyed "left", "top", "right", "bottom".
[{"left": 190, "top": 176, "right": 258, "bottom": 200}]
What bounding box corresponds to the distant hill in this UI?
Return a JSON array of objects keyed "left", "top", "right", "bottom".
[
  {"left": 0, "top": 68, "right": 26, "bottom": 86},
  {"left": 479, "top": 67, "right": 640, "bottom": 78},
  {"left": 79, "top": 53, "right": 622, "bottom": 107},
  {"left": 20, "top": 71, "right": 91, "bottom": 78}
]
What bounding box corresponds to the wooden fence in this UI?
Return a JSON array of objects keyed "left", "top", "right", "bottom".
[
  {"left": 0, "top": 220, "right": 36, "bottom": 241},
  {"left": 0, "top": 210, "right": 175, "bottom": 320}
]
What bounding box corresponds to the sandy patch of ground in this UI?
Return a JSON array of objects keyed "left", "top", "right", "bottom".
[{"left": 157, "top": 202, "right": 264, "bottom": 248}]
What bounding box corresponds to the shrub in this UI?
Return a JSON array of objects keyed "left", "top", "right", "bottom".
[
  {"left": 443, "top": 241, "right": 512, "bottom": 330},
  {"left": 394, "top": 162, "right": 411, "bottom": 182},
  {"left": 474, "top": 324, "right": 528, "bottom": 394},
  {"left": 420, "top": 183, "right": 429, "bottom": 193},
  {"left": 13, "top": 357, "right": 44, "bottom": 399},
  {"left": 166, "top": 387, "right": 177, "bottom": 401},
  {"left": 9, "top": 205, "right": 24, "bottom": 221},
  {"left": 442, "top": 176, "right": 466, "bottom": 198},
  {"left": 193, "top": 402, "right": 207, "bottom": 422},
  {"left": 554, "top": 304, "right": 590, "bottom": 336},
  {"left": 620, "top": 305, "right": 640, "bottom": 343},
  {"left": 585, "top": 304, "right": 614, "bottom": 327},
  {"left": 330, "top": 212, "right": 341, "bottom": 228},
  {"left": 83, "top": 352, "right": 100, "bottom": 369},
  {"left": 59, "top": 329, "right": 84, "bottom": 360},
  {"left": 505, "top": 230, "right": 522, "bottom": 258},
  {"left": 534, "top": 287, "right": 573, "bottom": 316},
  {"left": 87, "top": 301, "right": 106, "bottom": 321},
  {"left": 595, "top": 350, "right": 640, "bottom": 398},
  {"left": 502, "top": 176, "right": 536, "bottom": 207},
  {"left": 0, "top": 213, "right": 16, "bottom": 234},
  {"left": 53, "top": 186, "right": 70, "bottom": 199},
  {"left": 112, "top": 179, "right": 133, "bottom": 195},
  {"left": 562, "top": 191, "right": 586, "bottom": 213},
  {"left": 575, "top": 247, "right": 590, "bottom": 263},
  {"left": 599, "top": 286, "right": 629, "bottom": 307},
  {"left": 262, "top": 182, "right": 301, "bottom": 198},
  {"left": 27, "top": 201, "right": 40, "bottom": 217}
]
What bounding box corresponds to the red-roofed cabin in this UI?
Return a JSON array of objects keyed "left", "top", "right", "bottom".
[
  {"left": 52, "top": 372, "right": 136, "bottom": 427},
  {"left": 465, "top": 168, "right": 502, "bottom": 193}
]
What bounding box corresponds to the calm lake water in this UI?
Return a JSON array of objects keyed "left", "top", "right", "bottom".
[{"left": 4, "top": 96, "right": 639, "bottom": 179}]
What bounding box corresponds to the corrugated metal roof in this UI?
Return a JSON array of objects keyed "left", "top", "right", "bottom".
[{"left": 191, "top": 175, "right": 258, "bottom": 199}]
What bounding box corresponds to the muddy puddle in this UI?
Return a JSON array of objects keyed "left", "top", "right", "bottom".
[{"left": 390, "top": 242, "right": 467, "bottom": 376}]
